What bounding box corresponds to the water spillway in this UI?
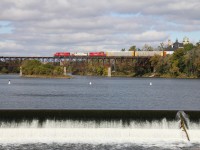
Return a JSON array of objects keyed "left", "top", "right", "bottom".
[
  {"left": 0, "top": 109, "right": 200, "bottom": 149},
  {"left": 1, "top": 109, "right": 200, "bottom": 121}
]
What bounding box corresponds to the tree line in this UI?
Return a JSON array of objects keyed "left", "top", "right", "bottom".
[{"left": 150, "top": 43, "right": 200, "bottom": 78}]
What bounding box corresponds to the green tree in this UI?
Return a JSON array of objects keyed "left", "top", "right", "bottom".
[
  {"left": 196, "top": 41, "right": 200, "bottom": 47},
  {"left": 21, "top": 60, "right": 65, "bottom": 76},
  {"left": 22, "top": 60, "right": 42, "bottom": 75},
  {"left": 170, "top": 60, "right": 180, "bottom": 76},
  {"left": 150, "top": 55, "right": 162, "bottom": 73},
  {"left": 142, "top": 44, "right": 153, "bottom": 51},
  {"left": 121, "top": 48, "right": 126, "bottom": 51},
  {"left": 129, "top": 45, "right": 136, "bottom": 51},
  {"left": 1, "top": 67, "right": 8, "bottom": 74},
  {"left": 157, "top": 42, "right": 165, "bottom": 51},
  {"left": 53, "top": 66, "right": 63, "bottom": 75},
  {"left": 194, "top": 58, "right": 200, "bottom": 77},
  {"left": 96, "top": 66, "right": 104, "bottom": 75},
  {"left": 184, "top": 43, "right": 194, "bottom": 51},
  {"left": 171, "top": 48, "right": 186, "bottom": 73}
]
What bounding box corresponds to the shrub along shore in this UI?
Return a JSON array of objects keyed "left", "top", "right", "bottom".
[{"left": 20, "top": 60, "right": 71, "bottom": 79}]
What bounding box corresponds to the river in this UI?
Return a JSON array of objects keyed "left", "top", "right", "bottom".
[
  {"left": 0, "top": 75, "right": 200, "bottom": 110},
  {"left": 0, "top": 75, "right": 200, "bottom": 150}
]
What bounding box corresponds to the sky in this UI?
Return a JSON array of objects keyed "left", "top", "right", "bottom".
[{"left": 0, "top": 0, "right": 200, "bottom": 56}]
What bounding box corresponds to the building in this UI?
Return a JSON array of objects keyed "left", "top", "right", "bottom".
[
  {"left": 166, "top": 37, "right": 189, "bottom": 51},
  {"left": 183, "top": 37, "right": 190, "bottom": 45}
]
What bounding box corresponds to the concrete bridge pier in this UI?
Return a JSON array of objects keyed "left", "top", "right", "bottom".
[
  {"left": 64, "top": 67, "right": 67, "bottom": 76},
  {"left": 20, "top": 66, "right": 23, "bottom": 76},
  {"left": 108, "top": 67, "right": 111, "bottom": 77},
  {"left": 60, "top": 61, "right": 63, "bottom": 66}
]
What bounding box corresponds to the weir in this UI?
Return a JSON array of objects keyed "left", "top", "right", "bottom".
[
  {"left": 0, "top": 109, "right": 200, "bottom": 147},
  {"left": 0, "top": 109, "right": 200, "bottom": 122}
]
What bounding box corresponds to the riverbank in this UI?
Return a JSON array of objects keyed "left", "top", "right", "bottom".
[
  {"left": 111, "top": 71, "right": 198, "bottom": 79},
  {"left": 73, "top": 72, "right": 199, "bottom": 79},
  {"left": 1, "top": 73, "right": 198, "bottom": 79},
  {"left": 22, "top": 75, "right": 72, "bottom": 79}
]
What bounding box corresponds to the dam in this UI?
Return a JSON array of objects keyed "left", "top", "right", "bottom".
[{"left": 0, "top": 109, "right": 200, "bottom": 149}]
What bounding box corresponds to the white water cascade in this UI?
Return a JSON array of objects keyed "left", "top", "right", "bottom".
[{"left": 0, "top": 119, "right": 200, "bottom": 148}]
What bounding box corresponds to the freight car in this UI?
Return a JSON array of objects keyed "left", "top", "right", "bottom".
[
  {"left": 135, "top": 51, "right": 166, "bottom": 57},
  {"left": 70, "top": 52, "right": 88, "bottom": 56},
  {"left": 106, "top": 51, "right": 134, "bottom": 57},
  {"left": 165, "top": 51, "right": 174, "bottom": 55}
]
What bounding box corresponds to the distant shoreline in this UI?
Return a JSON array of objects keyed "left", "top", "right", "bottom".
[
  {"left": 111, "top": 75, "right": 198, "bottom": 79},
  {"left": 21, "top": 75, "right": 72, "bottom": 79},
  {"left": 0, "top": 73, "right": 198, "bottom": 79}
]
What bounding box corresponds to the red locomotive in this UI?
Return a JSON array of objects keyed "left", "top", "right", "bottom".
[
  {"left": 54, "top": 52, "right": 70, "bottom": 57},
  {"left": 89, "top": 52, "right": 106, "bottom": 57}
]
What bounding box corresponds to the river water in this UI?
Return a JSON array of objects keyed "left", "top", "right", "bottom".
[
  {"left": 0, "top": 75, "right": 200, "bottom": 110},
  {"left": 0, "top": 75, "right": 200, "bottom": 150}
]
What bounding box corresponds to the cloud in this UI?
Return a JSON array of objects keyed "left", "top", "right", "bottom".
[
  {"left": 0, "top": 40, "right": 23, "bottom": 49},
  {"left": 0, "top": 0, "right": 199, "bottom": 56},
  {"left": 133, "top": 31, "right": 169, "bottom": 42}
]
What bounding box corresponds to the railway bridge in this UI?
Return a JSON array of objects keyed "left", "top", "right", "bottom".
[{"left": 0, "top": 56, "right": 152, "bottom": 77}]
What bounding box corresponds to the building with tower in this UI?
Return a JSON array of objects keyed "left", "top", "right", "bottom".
[
  {"left": 166, "top": 37, "right": 190, "bottom": 51},
  {"left": 183, "top": 37, "right": 190, "bottom": 45}
]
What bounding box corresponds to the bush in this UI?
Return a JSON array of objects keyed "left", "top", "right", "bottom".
[{"left": 22, "top": 60, "right": 64, "bottom": 76}]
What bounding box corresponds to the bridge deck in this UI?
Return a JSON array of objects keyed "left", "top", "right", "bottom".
[
  {"left": 0, "top": 56, "right": 151, "bottom": 67},
  {"left": 0, "top": 56, "right": 150, "bottom": 59}
]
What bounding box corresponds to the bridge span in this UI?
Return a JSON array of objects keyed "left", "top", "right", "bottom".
[
  {"left": 0, "top": 56, "right": 153, "bottom": 77},
  {"left": 0, "top": 56, "right": 151, "bottom": 66}
]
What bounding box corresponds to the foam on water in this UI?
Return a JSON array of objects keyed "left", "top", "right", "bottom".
[{"left": 0, "top": 119, "right": 200, "bottom": 149}]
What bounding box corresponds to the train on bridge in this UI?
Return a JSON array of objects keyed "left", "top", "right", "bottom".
[{"left": 54, "top": 51, "right": 174, "bottom": 57}]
